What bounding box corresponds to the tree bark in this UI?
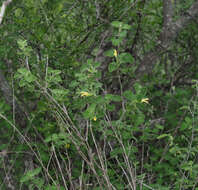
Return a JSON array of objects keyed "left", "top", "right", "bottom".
[{"left": 135, "top": 0, "right": 198, "bottom": 78}]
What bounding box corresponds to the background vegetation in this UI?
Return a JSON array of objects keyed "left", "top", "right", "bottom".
[{"left": 0, "top": 0, "right": 198, "bottom": 189}]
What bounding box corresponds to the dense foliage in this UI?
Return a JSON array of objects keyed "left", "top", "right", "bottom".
[{"left": 0, "top": 0, "right": 198, "bottom": 189}]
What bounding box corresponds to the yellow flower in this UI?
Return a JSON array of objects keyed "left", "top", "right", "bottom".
[
  {"left": 65, "top": 143, "right": 70, "bottom": 149},
  {"left": 141, "top": 98, "right": 149, "bottom": 104},
  {"left": 113, "top": 49, "right": 118, "bottom": 57},
  {"left": 93, "top": 116, "right": 97, "bottom": 121},
  {"left": 80, "top": 91, "right": 92, "bottom": 97}
]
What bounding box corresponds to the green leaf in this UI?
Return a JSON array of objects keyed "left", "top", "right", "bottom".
[
  {"left": 105, "top": 94, "right": 122, "bottom": 102},
  {"left": 94, "top": 96, "right": 105, "bottom": 104},
  {"left": 15, "top": 8, "right": 23, "bottom": 17},
  {"left": 185, "top": 116, "right": 191, "bottom": 124},
  {"left": 17, "top": 39, "right": 28, "bottom": 50},
  {"left": 122, "top": 131, "right": 131, "bottom": 140},
  {"left": 94, "top": 61, "right": 101, "bottom": 68},
  {"left": 104, "top": 49, "right": 114, "bottom": 57},
  {"left": 45, "top": 185, "right": 57, "bottom": 190},
  {"left": 155, "top": 124, "right": 164, "bottom": 130},
  {"left": 110, "top": 147, "right": 123, "bottom": 157},
  {"left": 37, "top": 101, "right": 48, "bottom": 112},
  {"left": 51, "top": 89, "right": 68, "bottom": 94},
  {"left": 32, "top": 178, "right": 44, "bottom": 189},
  {"left": 119, "top": 30, "right": 127, "bottom": 38},
  {"left": 123, "top": 90, "right": 136, "bottom": 101},
  {"left": 157, "top": 134, "right": 174, "bottom": 145},
  {"left": 17, "top": 68, "right": 29, "bottom": 75},
  {"left": 157, "top": 134, "right": 170, "bottom": 139},
  {"left": 48, "top": 68, "right": 61, "bottom": 75},
  {"left": 119, "top": 53, "right": 134, "bottom": 64},
  {"left": 134, "top": 113, "right": 145, "bottom": 127},
  {"left": 55, "top": 3, "right": 63, "bottom": 14},
  {"left": 122, "top": 23, "right": 131, "bottom": 30},
  {"left": 111, "top": 21, "right": 123, "bottom": 28},
  {"left": 111, "top": 21, "right": 131, "bottom": 30},
  {"left": 20, "top": 167, "right": 42, "bottom": 183},
  {"left": 19, "top": 80, "right": 26, "bottom": 87},
  {"left": 107, "top": 104, "right": 115, "bottom": 111},
  {"left": 108, "top": 62, "right": 119, "bottom": 72},
  {"left": 111, "top": 37, "right": 123, "bottom": 46},
  {"left": 51, "top": 89, "right": 69, "bottom": 101},
  {"left": 24, "top": 73, "right": 36, "bottom": 83},
  {"left": 45, "top": 185, "right": 64, "bottom": 190},
  {"left": 180, "top": 122, "right": 188, "bottom": 131},
  {"left": 44, "top": 134, "right": 57, "bottom": 143},
  {"left": 134, "top": 83, "right": 143, "bottom": 94},
  {"left": 83, "top": 103, "right": 96, "bottom": 119}
]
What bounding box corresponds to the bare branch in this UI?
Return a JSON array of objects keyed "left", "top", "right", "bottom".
[
  {"left": 161, "top": 0, "right": 174, "bottom": 42},
  {"left": 0, "top": 0, "right": 12, "bottom": 25},
  {"left": 163, "top": 0, "right": 173, "bottom": 28}
]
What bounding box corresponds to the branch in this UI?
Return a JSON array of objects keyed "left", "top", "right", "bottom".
[
  {"left": 161, "top": 0, "right": 174, "bottom": 42},
  {"left": 0, "top": 0, "right": 12, "bottom": 25},
  {"left": 0, "top": 70, "right": 27, "bottom": 127},
  {"left": 135, "top": 0, "right": 198, "bottom": 77}
]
